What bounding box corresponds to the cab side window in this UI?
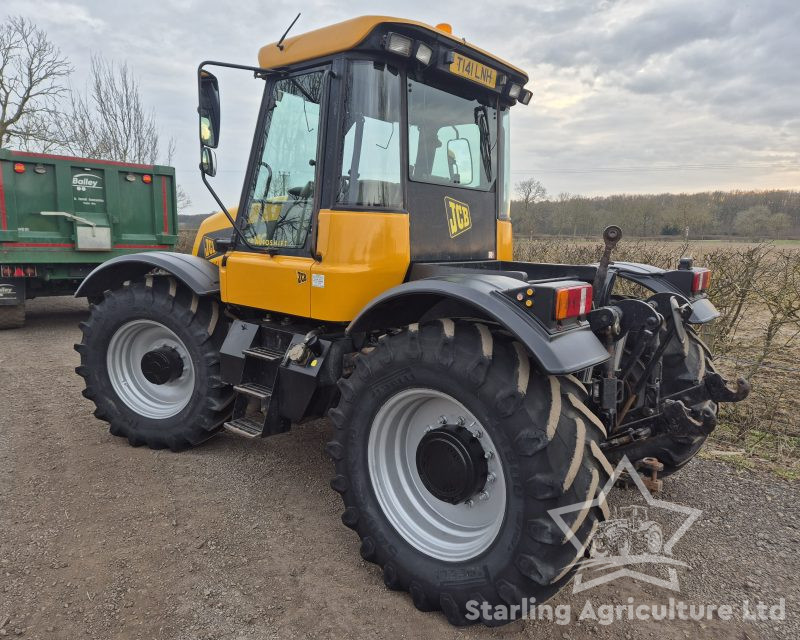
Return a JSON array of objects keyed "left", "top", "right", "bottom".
[{"left": 337, "top": 61, "right": 403, "bottom": 209}]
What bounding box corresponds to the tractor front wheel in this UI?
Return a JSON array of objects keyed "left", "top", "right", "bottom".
[{"left": 75, "top": 277, "right": 233, "bottom": 450}]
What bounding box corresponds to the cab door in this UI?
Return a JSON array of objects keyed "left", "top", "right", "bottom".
[{"left": 221, "top": 69, "right": 327, "bottom": 316}]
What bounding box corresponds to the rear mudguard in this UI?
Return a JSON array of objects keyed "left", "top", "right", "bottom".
[
  {"left": 75, "top": 252, "right": 220, "bottom": 298},
  {"left": 610, "top": 262, "right": 719, "bottom": 324},
  {"left": 347, "top": 274, "right": 610, "bottom": 375}
]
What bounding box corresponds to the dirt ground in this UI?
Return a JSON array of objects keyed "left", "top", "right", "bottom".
[{"left": 1, "top": 297, "right": 798, "bottom": 639}]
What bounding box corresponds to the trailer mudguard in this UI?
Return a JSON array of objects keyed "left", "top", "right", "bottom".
[
  {"left": 611, "top": 262, "right": 719, "bottom": 324},
  {"left": 75, "top": 252, "right": 220, "bottom": 298},
  {"left": 347, "top": 274, "right": 610, "bottom": 375}
]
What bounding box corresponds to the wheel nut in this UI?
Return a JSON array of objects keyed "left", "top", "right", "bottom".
[
  {"left": 473, "top": 429, "right": 483, "bottom": 439},
  {"left": 487, "top": 472, "right": 496, "bottom": 483},
  {"left": 485, "top": 450, "right": 494, "bottom": 460},
  {"left": 438, "top": 415, "right": 447, "bottom": 425},
  {"left": 457, "top": 416, "right": 465, "bottom": 426},
  {"left": 465, "top": 499, "right": 474, "bottom": 508},
  {"left": 478, "top": 491, "right": 490, "bottom": 501}
]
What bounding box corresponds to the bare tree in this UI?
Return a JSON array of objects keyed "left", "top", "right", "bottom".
[
  {"left": 176, "top": 184, "right": 192, "bottom": 213},
  {"left": 0, "top": 16, "right": 72, "bottom": 150},
  {"left": 64, "top": 54, "right": 165, "bottom": 163},
  {"left": 514, "top": 177, "right": 547, "bottom": 210}
]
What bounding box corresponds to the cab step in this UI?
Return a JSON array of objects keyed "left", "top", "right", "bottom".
[
  {"left": 223, "top": 417, "right": 264, "bottom": 438},
  {"left": 243, "top": 345, "right": 284, "bottom": 362},
  {"left": 233, "top": 382, "right": 272, "bottom": 400}
]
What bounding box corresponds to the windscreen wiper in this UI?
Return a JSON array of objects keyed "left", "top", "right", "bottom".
[{"left": 474, "top": 106, "right": 493, "bottom": 182}]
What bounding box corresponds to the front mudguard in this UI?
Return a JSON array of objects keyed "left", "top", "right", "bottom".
[{"left": 75, "top": 252, "right": 220, "bottom": 298}]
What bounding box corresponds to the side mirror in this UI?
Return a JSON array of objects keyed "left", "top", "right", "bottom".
[
  {"left": 446, "top": 138, "right": 473, "bottom": 185},
  {"left": 198, "top": 70, "right": 221, "bottom": 148},
  {"left": 200, "top": 146, "right": 217, "bottom": 177}
]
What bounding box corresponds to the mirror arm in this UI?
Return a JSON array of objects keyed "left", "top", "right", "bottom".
[
  {"left": 200, "top": 171, "right": 258, "bottom": 252},
  {"left": 197, "top": 60, "right": 274, "bottom": 253}
]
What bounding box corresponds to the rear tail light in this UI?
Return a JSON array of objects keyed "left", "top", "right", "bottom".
[
  {"left": 13, "top": 162, "right": 25, "bottom": 173},
  {"left": 555, "top": 284, "right": 592, "bottom": 320},
  {"left": 692, "top": 268, "right": 711, "bottom": 293},
  {"left": 142, "top": 174, "right": 153, "bottom": 184},
  {"left": 1, "top": 265, "right": 37, "bottom": 277}
]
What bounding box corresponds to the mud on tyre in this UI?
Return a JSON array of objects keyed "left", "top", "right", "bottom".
[{"left": 326, "top": 320, "right": 613, "bottom": 625}]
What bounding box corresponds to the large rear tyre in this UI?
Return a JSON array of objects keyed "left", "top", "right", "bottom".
[
  {"left": 0, "top": 303, "right": 25, "bottom": 329},
  {"left": 327, "top": 320, "right": 613, "bottom": 626},
  {"left": 75, "top": 277, "right": 233, "bottom": 451}
]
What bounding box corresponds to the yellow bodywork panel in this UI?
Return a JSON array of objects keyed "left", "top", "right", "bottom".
[
  {"left": 221, "top": 252, "right": 314, "bottom": 318},
  {"left": 310, "top": 210, "right": 410, "bottom": 322},
  {"left": 258, "top": 16, "right": 527, "bottom": 80},
  {"left": 192, "top": 208, "right": 237, "bottom": 266},
  {"left": 210, "top": 209, "right": 409, "bottom": 322},
  {"left": 497, "top": 219, "right": 513, "bottom": 261}
]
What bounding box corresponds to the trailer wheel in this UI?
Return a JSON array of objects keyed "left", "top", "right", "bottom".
[
  {"left": 0, "top": 303, "right": 25, "bottom": 329},
  {"left": 327, "top": 320, "right": 612, "bottom": 626},
  {"left": 75, "top": 277, "right": 233, "bottom": 451}
]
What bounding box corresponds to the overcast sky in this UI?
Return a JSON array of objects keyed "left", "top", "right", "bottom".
[{"left": 5, "top": 0, "right": 799, "bottom": 212}]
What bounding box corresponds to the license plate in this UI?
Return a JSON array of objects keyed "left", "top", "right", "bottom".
[{"left": 448, "top": 53, "right": 497, "bottom": 89}]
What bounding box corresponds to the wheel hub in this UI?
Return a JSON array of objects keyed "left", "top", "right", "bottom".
[
  {"left": 416, "top": 424, "right": 488, "bottom": 504},
  {"left": 140, "top": 346, "right": 184, "bottom": 385}
]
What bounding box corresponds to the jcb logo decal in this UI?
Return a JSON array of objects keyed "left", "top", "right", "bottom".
[
  {"left": 297, "top": 271, "right": 308, "bottom": 284},
  {"left": 444, "top": 197, "right": 472, "bottom": 238},
  {"left": 203, "top": 237, "right": 216, "bottom": 257}
]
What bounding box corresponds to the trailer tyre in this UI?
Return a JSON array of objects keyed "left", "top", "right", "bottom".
[
  {"left": 0, "top": 303, "right": 25, "bottom": 329},
  {"left": 75, "top": 277, "right": 233, "bottom": 451},
  {"left": 327, "top": 320, "right": 612, "bottom": 625}
]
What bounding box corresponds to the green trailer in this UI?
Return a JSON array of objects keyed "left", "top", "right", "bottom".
[{"left": 0, "top": 149, "right": 179, "bottom": 328}]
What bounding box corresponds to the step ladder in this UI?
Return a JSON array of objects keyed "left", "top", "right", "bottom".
[{"left": 224, "top": 343, "right": 290, "bottom": 438}]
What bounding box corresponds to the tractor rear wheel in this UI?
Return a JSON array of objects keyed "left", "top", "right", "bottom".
[
  {"left": 327, "top": 320, "right": 613, "bottom": 625},
  {"left": 75, "top": 277, "right": 233, "bottom": 451},
  {"left": 0, "top": 303, "right": 25, "bottom": 329}
]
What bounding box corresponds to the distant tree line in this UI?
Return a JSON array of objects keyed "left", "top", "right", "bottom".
[{"left": 513, "top": 179, "right": 800, "bottom": 239}]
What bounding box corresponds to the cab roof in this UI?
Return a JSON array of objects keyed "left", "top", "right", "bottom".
[{"left": 257, "top": 15, "right": 528, "bottom": 82}]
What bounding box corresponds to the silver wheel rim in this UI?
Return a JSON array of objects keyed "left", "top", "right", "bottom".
[
  {"left": 106, "top": 319, "right": 195, "bottom": 419},
  {"left": 368, "top": 388, "right": 507, "bottom": 562}
]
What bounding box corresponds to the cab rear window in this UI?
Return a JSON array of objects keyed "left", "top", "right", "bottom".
[{"left": 407, "top": 78, "right": 497, "bottom": 192}]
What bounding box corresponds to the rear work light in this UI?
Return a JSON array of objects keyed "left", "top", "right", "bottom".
[
  {"left": 692, "top": 268, "right": 711, "bottom": 293},
  {"left": 555, "top": 284, "right": 592, "bottom": 321}
]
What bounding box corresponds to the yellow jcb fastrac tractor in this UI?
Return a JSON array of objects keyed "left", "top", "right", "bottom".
[{"left": 74, "top": 16, "right": 749, "bottom": 625}]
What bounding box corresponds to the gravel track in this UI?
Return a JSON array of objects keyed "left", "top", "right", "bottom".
[{"left": 0, "top": 297, "right": 796, "bottom": 639}]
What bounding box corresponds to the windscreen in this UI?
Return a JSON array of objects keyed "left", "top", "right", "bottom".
[{"left": 240, "top": 70, "right": 324, "bottom": 249}]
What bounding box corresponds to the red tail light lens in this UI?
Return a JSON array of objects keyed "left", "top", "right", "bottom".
[
  {"left": 555, "top": 284, "right": 592, "bottom": 320},
  {"left": 13, "top": 162, "right": 25, "bottom": 173},
  {"left": 142, "top": 174, "right": 152, "bottom": 184},
  {"left": 692, "top": 268, "right": 711, "bottom": 293}
]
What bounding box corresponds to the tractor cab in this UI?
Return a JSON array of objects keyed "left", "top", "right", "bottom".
[{"left": 195, "top": 16, "right": 531, "bottom": 322}]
